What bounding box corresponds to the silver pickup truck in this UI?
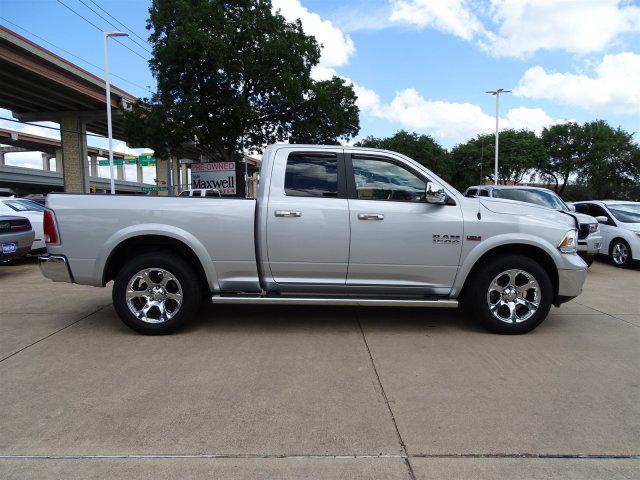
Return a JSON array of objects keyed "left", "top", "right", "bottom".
[{"left": 40, "top": 145, "right": 587, "bottom": 335}]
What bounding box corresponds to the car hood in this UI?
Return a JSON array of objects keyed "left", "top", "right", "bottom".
[
  {"left": 572, "top": 212, "right": 598, "bottom": 225},
  {"left": 480, "top": 197, "right": 577, "bottom": 228}
]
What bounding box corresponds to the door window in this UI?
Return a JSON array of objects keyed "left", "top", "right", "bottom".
[
  {"left": 284, "top": 154, "right": 338, "bottom": 198},
  {"left": 590, "top": 204, "right": 614, "bottom": 225},
  {"left": 466, "top": 188, "right": 477, "bottom": 197},
  {"left": 351, "top": 157, "right": 426, "bottom": 202},
  {"left": 479, "top": 189, "right": 490, "bottom": 197}
]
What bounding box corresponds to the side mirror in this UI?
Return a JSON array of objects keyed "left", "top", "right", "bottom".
[
  {"left": 595, "top": 216, "right": 609, "bottom": 224},
  {"left": 425, "top": 183, "right": 447, "bottom": 205},
  {"left": 566, "top": 202, "right": 576, "bottom": 212}
]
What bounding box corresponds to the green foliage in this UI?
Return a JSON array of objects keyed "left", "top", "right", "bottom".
[
  {"left": 449, "top": 129, "right": 546, "bottom": 189},
  {"left": 540, "top": 122, "right": 583, "bottom": 195},
  {"left": 124, "top": 0, "right": 359, "bottom": 166},
  {"left": 355, "top": 130, "right": 449, "bottom": 175}
]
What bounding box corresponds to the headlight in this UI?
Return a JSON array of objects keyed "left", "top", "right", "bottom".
[
  {"left": 589, "top": 223, "right": 599, "bottom": 234},
  {"left": 558, "top": 229, "right": 578, "bottom": 254}
]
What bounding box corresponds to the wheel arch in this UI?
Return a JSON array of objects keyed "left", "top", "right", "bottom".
[
  {"left": 456, "top": 243, "right": 559, "bottom": 304},
  {"left": 101, "top": 234, "right": 212, "bottom": 293}
]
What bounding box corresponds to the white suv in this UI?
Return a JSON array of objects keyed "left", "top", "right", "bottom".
[{"left": 573, "top": 201, "right": 640, "bottom": 267}]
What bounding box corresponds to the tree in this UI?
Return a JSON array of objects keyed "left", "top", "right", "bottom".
[
  {"left": 449, "top": 129, "right": 546, "bottom": 189},
  {"left": 355, "top": 130, "right": 449, "bottom": 175},
  {"left": 580, "top": 120, "right": 640, "bottom": 200},
  {"left": 124, "top": 0, "right": 359, "bottom": 194},
  {"left": 540, "top": 122, "right": 584, "bottom": 195}
]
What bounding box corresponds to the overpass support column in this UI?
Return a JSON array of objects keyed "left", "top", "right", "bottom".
[
  {"left": 0, "top": 149, "right": 5, "bottom": 166},
  {"left": 89, "top": 154, "right": 98, "bottom": 177},
  {"left": 136, "top": 163, "right": 143, "bottom": 184},
  {"left": 59, "top": 113, "right": 89, "bottom": 192},
  {"left": 54, "top": 148, "right": 63, "bottom": 173},
  {"left": 155, "top": 157, "right": 168, "bottom": 196},
  {"left": 41, "top": 153, "right": 50, "bottom": 171},
  {"left": 117, "top": 164, "right": 125, "bottom": 181}
]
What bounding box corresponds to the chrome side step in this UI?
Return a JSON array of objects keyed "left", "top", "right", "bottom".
[{"left": 211, "top": 295, "right": 458, "bottom": 308}]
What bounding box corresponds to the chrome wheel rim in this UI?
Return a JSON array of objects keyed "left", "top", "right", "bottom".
[
  {"left": 612, "top": 243, "right": 628, "bottom": 265},
  {"left": 486, "top": 269, "right": 540, "bottom": 324},
  {"left": 126, "top": 268, "right": 183, "bottom": 324}
]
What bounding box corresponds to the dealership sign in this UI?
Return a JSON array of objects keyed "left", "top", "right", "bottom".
[{"left": 191, "top": 162, "right": 236, "bottom": 195}]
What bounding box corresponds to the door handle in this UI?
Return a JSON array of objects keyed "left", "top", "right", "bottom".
[
  {"left": 275, "top": 210, "right": 302, "bottom": 218},
  {"left": 358, "top": 213, "right": 384, "bottom": 220}
]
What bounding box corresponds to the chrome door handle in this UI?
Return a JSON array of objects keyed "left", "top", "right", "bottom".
[
  {"left": 275, "top": 210, "right": 302, "bottom": 218},
  {"left": 358, "top": 213, "right": 384, "bottom": 220}
]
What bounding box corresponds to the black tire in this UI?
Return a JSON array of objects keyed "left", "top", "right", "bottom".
[
  {"left": 609, "top": 239, "right": 633, "bottom": 268},
  {"left": 464, "top": 254, "right": 553, "bottom": 334},
  {"left": 578, "top": 253, "right": 594, "bottom": 267},
  {"left": 113, "top": 252, "right": 202, "bottom": 334}
]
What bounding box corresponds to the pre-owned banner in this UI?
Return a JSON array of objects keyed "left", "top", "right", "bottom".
[{"left": 191, "top": 162, "right": 236, "bottom": 195}]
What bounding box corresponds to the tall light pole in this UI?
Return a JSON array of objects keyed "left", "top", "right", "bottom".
[
  {"left": 104, "top": 31, "right": 129, "bottom": 194},
  {"left": 486, "top": 88, "right": 510, "bottom": 185}
]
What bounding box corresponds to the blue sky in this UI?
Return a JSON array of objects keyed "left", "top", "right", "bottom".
[{"left": 1, "top": 0, "right": 639, "bottom": 175}]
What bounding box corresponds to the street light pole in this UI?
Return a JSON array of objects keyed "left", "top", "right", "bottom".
[
  {"left": 103, "top": 31, "right": 129, "bottom": 195},
  {"left": 486, "top": 88, "right": 510, "bottom": 185}
]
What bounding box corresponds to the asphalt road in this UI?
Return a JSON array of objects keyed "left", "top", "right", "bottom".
[{"left": 0, "top": 257, "right": 638, "bottom": 479}]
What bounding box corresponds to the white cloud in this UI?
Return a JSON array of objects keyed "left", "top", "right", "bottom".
[
  {"left": 387, "top": 0, "right": 640, "bottom": 58},
  {"left": 272, "top": 0, "right": 356, "bottom": 79},
  {"left": 357, "top": 87, "right": 563, "bottom": 143},
  {"left": 389, "top": 0, "right": 486, "bottom": 40},
  {"left": 514, "top": 52, "right": 640, "bottom": 114},
  {"left": 485, "top": 0, "right": 640, "bottom": 58}
]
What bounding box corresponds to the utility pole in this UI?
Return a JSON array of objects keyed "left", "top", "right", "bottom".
[
  {"left": 103, "top": 31, "right": 129, "bottom": 194},
  {"left": 486, "top": 88, "right": 510, "bottom": 185}
]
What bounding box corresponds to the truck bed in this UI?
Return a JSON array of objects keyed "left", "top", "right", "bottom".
[{"left": 46, "top": 194, "right": 260, "bottom": 292}]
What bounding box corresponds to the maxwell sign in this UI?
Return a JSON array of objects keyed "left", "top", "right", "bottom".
[{"left": 191, "top": 162, "right": 236, "bottom": 195}]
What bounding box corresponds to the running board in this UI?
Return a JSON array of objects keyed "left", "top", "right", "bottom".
[{"left": 210, "top": 295, "right": 458, "bottom": 308}]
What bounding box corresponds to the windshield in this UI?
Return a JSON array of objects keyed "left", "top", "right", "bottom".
[
  {"left": 607, "top": 204, "right": 640, "bottom": 223},
  {"left": 3, "top": 199, "right": 45, "bottom": 212},
  {"left": 492, "top": 189, "right": 567, "bottom": 210}
]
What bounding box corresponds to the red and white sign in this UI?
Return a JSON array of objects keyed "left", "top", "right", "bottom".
[{"left": 191, "top": 162, "right": 236, "bottom": 195}]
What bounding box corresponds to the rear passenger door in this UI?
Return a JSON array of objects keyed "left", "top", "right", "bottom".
[{"left": 266, "top": 148, "right": 350, "bottom": 286}]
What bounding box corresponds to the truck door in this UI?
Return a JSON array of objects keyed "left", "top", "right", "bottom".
[
  {"left": 266, "top": 148, "right": 350, "bottom": 285},
  {"left": 344, "top": 152, "right": 463, "bottom": 294}
]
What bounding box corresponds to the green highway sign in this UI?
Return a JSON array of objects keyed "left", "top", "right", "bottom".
[
  {"left": 124, "top": 155, "right": 137, "bottom": 165},
  {"left": 98, "top": 159, "right": 123, "bottom": 166},
  {"left": 138, "top": 154, "right": 156, "bottom": 166},
  {"left": 141, "top": 186, "right": 169, "bottom": 191}
]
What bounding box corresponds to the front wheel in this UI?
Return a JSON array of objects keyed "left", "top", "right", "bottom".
[
  {"left": 465, "top": 255, "right": 553, "bottom": 334},
  {"left": 610, "top": 239, "right": 633, "bottom": 268},
  {"left": 113, "top": 252, "right": 202, "bottom": 334}
]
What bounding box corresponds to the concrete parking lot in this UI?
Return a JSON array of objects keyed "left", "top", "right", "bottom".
[{"left": 0, "top": 257, "right": 638, "bottom": 479}]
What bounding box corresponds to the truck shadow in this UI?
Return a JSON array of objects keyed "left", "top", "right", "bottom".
[{"left": 175, "top": 303, "right": 486, "bottom": 335}]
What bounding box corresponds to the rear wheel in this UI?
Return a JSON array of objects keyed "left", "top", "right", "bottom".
[
  {"left": 610, "top": 239, "right": 633, "bottom": 268},
  {"left": 113, "top": 252, "right": 201, "bottom": 334},
  {"left": 465, "top": 255, "right": 553, "bottom": 334}
]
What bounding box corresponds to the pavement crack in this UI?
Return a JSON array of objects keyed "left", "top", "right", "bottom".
[
  {"left": 0, "top": 304, "right": 110, "bottom": 364},
  {"left": 573, "top": 301, "right": 639, "bottom": 328},
  {"left": 355, "top": 310, "right": 416, "bottom": 480}
]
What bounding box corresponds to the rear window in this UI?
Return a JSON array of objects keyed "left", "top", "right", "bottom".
[
  {"left": 284, "top": 154, "right": 338, "bottom": 198},
  {"left": 3, "top": 200, "right": 44, "bottom": 212}
]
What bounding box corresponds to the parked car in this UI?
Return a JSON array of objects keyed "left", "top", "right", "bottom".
[
  {"left": 178, "top": 188, "right": 221, "bottom": 197},
  {"left": 572, "top": 201, "right": 640, "bottom": 268},
  {"left": 0, "top": 197, "right": 45, "bottom": 252},
  {"left": 40, "top": 145, "right": 587, "bottom": 335},
  {"left": 0, "top": 215, "right": 34, "bottom": 263},
  {"left": 464, "top": 185, "right": 602, "bottom": 266}
]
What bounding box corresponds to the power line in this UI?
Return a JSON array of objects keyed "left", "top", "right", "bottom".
[
  {"left": 0, "top": 17, "right": 153, "bottom": 96},
  {"left": 87, "top": 0, "right": 150, "bottom": 46},
  {"left": 55, "top": 0, "right": 149, "bottom": 61},
  {"left": 77, "top": 0, "right": 152, "bottom": 55}
]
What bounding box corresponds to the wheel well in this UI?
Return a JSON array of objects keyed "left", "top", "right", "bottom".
[
  {"left": 102, "top": 235, "right": 209, "bottom": 291},
  {"left": 609, "top": 237, "right": 630, "bottom": 254},
  {"left": 459, "top": 244, "right": 559, "bottom": 301}
]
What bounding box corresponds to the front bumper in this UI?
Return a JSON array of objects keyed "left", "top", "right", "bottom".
[
  {"left": 556, "top": 254, "right": 588, "bottom": 301},
  {"left": 577, "top": 232, "right": 603, "bottom": 256},
  {"left": 39, "top": 254, "right": 74, "bottom": 283}
]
